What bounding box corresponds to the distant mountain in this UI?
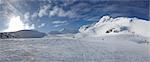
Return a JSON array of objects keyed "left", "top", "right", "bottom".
[
  {"left": 77, "top": 16, "right": 150, "bottom": 37},
  {"left": 48, "top": 28, "right": 77, "bottom": 35},
  {"left": 0, "top": 30, "right": 46, "bottom": 39}
]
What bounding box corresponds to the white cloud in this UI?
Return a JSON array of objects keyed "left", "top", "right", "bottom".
[
  {"left": 4, "top": 16, "right": 24, "bottom": 32},
  {"left": 37, "top": 4, "right": 76, "bottom": 18},
  {"left": 23, "top": 12, "right": 35, "bottom": 29},
  {"left": 49, "top": 6, "right": 76, "bottom": 18},
  {"left": 22, "top": 11, "right": 38, "bottom": 30},
  {"left": 58, "top": 9, "right": 76, "bottom": 18},
  {"left": 49, "top": 6, "right": 58, "bottom": 16},
  {"left": 47, "top": 0, "right": 52, "bottom": 3},
  {"left": 52, "top": 21, "right": 67, "bottom": 24},
  {"left": 59, "top": 28, "right": 65, "bottom": 32},
  {"left": 24, "top": 12, "right": 30, "bottom": 19},
  {"left": 32, "top": 12, "right": 38, "bottom": 18},
  {"left": 54, "top": 24, "right": 62, "bottom": 27},
  {"left": 4, "top": 16, "right": 35, "bottom": 32},
  {"left": 24, "top": 23, "right": 35, "bottom": 30},
  {"left": 86, "top": 16, "right": 100, "bottom": 21},
  {"left": 38, "top": 4, "right": 50, "bottom": 17},
  {"left": 38, "top": 23, "right": 45, "bottom": 28},
  {"left": 24, "top": 12, "right": 30, "bottom": 22},
  {"left": 31, "top": 12, "right": 38, "bottom": 21}
]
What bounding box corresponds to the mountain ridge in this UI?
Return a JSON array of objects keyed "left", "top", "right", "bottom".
[{"left": 0, "top": 30, "right": 46, "bottom": 39}]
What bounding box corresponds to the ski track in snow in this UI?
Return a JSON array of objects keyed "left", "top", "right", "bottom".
[{"left": 0, "top": 35, "right": 150, "bottom": 62}]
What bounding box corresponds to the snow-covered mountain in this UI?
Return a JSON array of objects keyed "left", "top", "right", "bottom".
[
  {"left": 77, "top": 16, "right": 150, "bottom": 37},
  {"left": 0, "top": 30, "right": 46, "bottom": 39}
]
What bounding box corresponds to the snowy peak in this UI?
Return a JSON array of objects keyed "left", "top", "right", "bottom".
[
  {"left": 99, "top": 16, "right": 112, "bottom": 22},
  {"left": 77, "top": 16, "right": 150, "bottom": 37}
]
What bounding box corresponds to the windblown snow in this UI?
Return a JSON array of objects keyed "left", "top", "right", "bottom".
[
  {"left": 77, "top": 16, "right": 150, "bottom": 37},
  {"left": 0, "top": 16, "right": 150, "bottom": 62}
]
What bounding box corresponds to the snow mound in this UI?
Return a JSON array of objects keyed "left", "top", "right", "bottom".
[{"left": 77, "top": 16, "right": 150, "bottom": 37}]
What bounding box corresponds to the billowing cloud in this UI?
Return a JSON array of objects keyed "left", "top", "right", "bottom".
[
  {"left": 38, "top": 4, "right": 50, "bottom": 17},
  {"left": 24, "top": 12, "right": 30, "bottom": 22},
  {"left": 24, "top": 23, "right": 35, "bottom": 29},
  {"left": 31, "top": 12, "right": 38, "bottom": 19},
  {"left": 23, "top": 12, "right": 35, "bottom": 29},
  {"left": 4, "top": 16, "right": 35, "bottom": 32},
  {"left": 49, "top": 6, "right": 76, "bottom": 18}
]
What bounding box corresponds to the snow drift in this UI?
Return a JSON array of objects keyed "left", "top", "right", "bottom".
[{"left": 77, "top": 16, "right": 150, "bottom": 37}]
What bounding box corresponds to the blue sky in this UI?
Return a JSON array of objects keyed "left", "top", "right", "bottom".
[{"left": 0, "top": 0, "right": 149, "bottom": 33}]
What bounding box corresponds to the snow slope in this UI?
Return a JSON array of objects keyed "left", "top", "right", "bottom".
[
  {"left": 77, "top": 16, "right": 150, "bottom": 37},
  {"left": 0, "top": 34, "right": 149, "bottom": 62}
]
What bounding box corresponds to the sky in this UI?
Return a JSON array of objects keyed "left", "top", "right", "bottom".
[{"left": 0, "top": 0, "right": 149, "bottom": 33}]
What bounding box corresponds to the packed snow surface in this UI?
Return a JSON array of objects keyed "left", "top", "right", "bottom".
[{"left": 0, "top": 34, "right": 150, "bottom": 62}]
